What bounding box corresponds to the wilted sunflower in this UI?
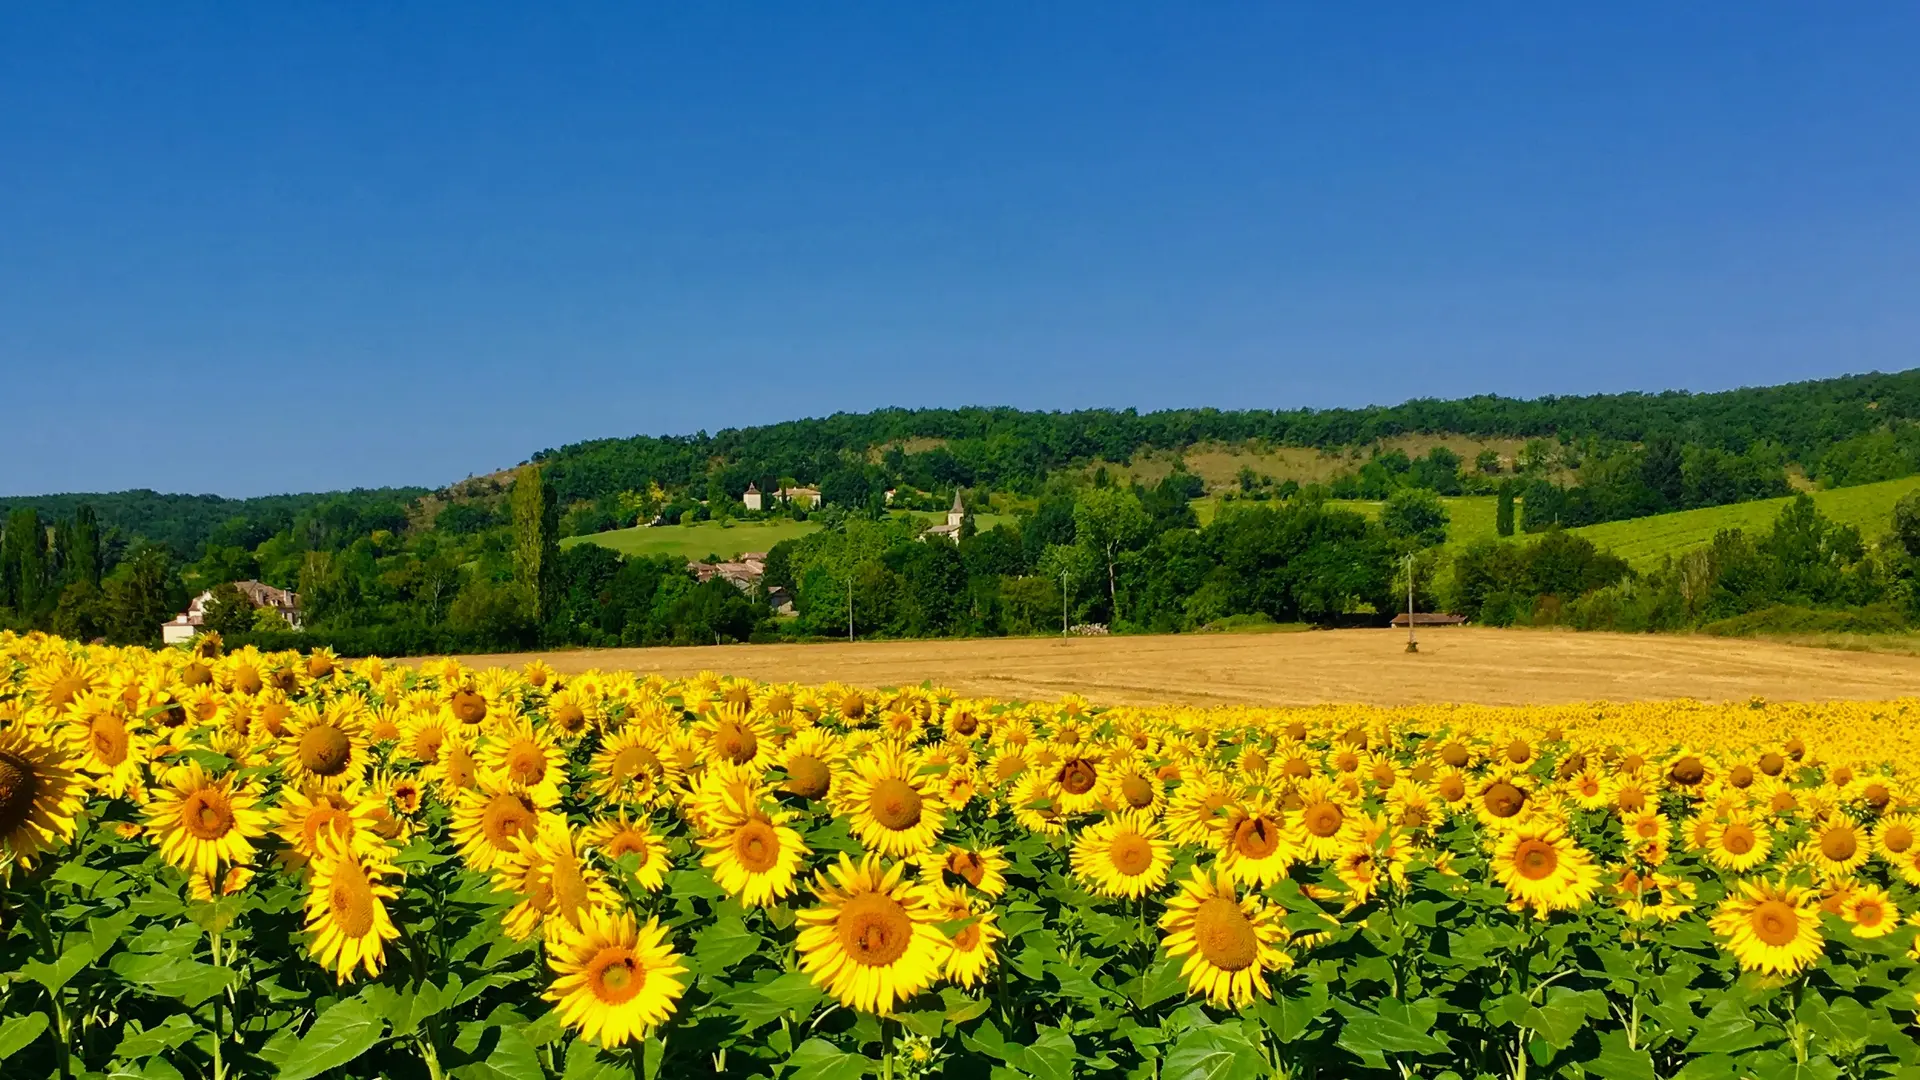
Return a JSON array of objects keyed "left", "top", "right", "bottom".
[
  {"left": 0, "top": 724, "right": 85, "bottom": 867},
  {"left": 497, "top": 823, "right": 619, "bottom": 942},
  {"left": 914, "top": 844, "right": 1009, "bottom": 898},
  {"left": 1158, "top": 868, "right": 1291, "bottom": 1009},
  {"left": 305, "top": 831, "right": 402, "bottom": 982},
  {"left": 1072, "top": 811, "right": 1174, "bottom": 899},
  {"left": 282, "top": 703, "right": 370, "bottom": 788},
  {"left": 795, "top": 854, "right": 946, "bottom": 1015},
  {"left": 838, "top": 743, "right": 946, "bottom": 858},
  {"left": 144, "top": 760, "right": 267, "bottom": 876},
  {"left": 700, "top": 797, "right": 809, "bottom": 908},
  {"left": 1489, "top": 823, "right": 1599, "bottom": 918},
  {"left": 583, "top": 812, "right": 672, "bottom": 891},
  {"left": 1710, "top": 878, "right": 1824, "bottom": 976},
  {"left": 546, "top": 907, "right": 687, "bottom": 1047}
]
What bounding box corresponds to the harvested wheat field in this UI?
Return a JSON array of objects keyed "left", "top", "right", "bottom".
[{"left": 420, "top": 626, "right": 1920, "bottom": 706}]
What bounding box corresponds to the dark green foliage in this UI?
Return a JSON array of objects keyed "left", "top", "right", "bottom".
[
  {"left": 201, "top": 582, "right": 259, "bottom": 639},
  {"left": 103, "top": 544, "right": 185, "bottom": 646},
  {"left": 1379, "top": 489, "right": 1449, "bottom": 549},
  {"left": 1495, "top": 482, "right": 1516, "bottom": 537},
  {"left": 509, "top": 465, "right": 561, "bottom": 632}
]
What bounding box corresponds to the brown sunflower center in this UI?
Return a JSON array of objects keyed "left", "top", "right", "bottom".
[
  {"left": 327, "top": 859, "right": 376, "bottom": 939},
  {"left": 1303, "top": 802, "right": 1343, "bottom": 838},
  {"left": 837, "top": 891, "right": 913, "bottom": 967},
  {"left": 1109, "top": 831, "right": 1156, "bottom": 876},
  {"left": 1058, "top": 759, "right": 1098, "bottom": 795},
  {"left": 586, "top": 946, "right": 646, "bottom": 1005},
  {"left": 304, "top": 806, "right": 353, "bottom": 850},
  {"left": 1371, "top": 761, "right": 1397, "bottom": 787},
  {"left": 0, "top": 752, "right": 42, "bottom": 834},
  {"left": 1829, "top": 765, "right": 1854, "bottom": 786},
  {"left": 298, "top": 726, "right": 352, "bottom": 776},
  {"left": 308, "top": 655, "right": 334, "bottom": 679},
  {"left": 946, "top": 850, "right": 986, "bottom": 886},
  {"left": 232, "top": 668, "right": 263, "bottom": 695},
  {"left": 994, "top": 754, "right": 1027, "bottom": 781},
  {"left": 950, "top": 922, "right": 982, "bottom": 951},
  {"left": 1758, "top": 752, "right": 1785, "bottom": 776},
  {"left": 481, "top": 792, "right": 536, "bottom": 849},
  {"left": 1513, "top": 838, "right": 1558, "bottom": 881},
  {"left": 732, "top": 820, "right": 782, "bottom": 873},
  {"left": 1191, "top": 897, "right": 1259, "bottom": 972},
  {"left": 505, "top": 741, "right": 547, "bottom": 785},
  {"left": 868, "top": 778, "right": 924, "bottom": 831},
  {"left": 1863, "top": 783, "right": 1890, "bottom": 809},
  {"left": 1883, "top": 823, "right": 1914, "bottom": 854},
  {"left": 1669, "top": 757, "right": 1705, "bottom": 786},
  {"left": 950, "top": 712, "right": 978, "bottom": 736},
  {"left": 1750, "top": 900, "right": 1799, "bottom": 947},
  {"left": 714, "top": 722, "right": 758, "bottom": 764},
  {"left": 1770, "top": 790, "right": 1796, "bottom": 813},
  {"left": 1721, "top": 824, "right": 1756, "bottom": 855},
  {"left": 1506, "top": 739, "right": 1531, "bottom": 764},
  {"left": 550, "top": 703, "right": 587, "bottom": 733},
  {"left": 605, "top": 830, "right": 651, "bottom": 861},
  {"left": 1820, "top": 826, "right": 1857, "bottom": 862},
  {"left": 1120, "top": 775, "right": 1155, "bottom": 809},
  {"left": 1728, "top": 765, "right": 1753, "bottom": 788},
  {"left": 180, "top": 788, "right": 234, "bottom": 841},
  {"left": 258, "top": 700, "right": 292, "bottom": 737},
  {"left": 1440, "top": 742, "right": 1469, "bottom": 767},
  {"left": 1483, "top": 783, "right": 1525, "bottom": 818},
  {"left": 1437, "top": 775, "right": 1466, "bottom": 802},
  {"left": 1233, "top": 817, "right": 1283, "bottom": 859},
  {"left": 46, "top": 674, "right": 88, "bottom": 708},
  {"left": 783, "top": 755, "right": 832, "bottom": 799},
  {"left": 88, "top": 715, "right": 129, "bottom": 765},
  {"left": 450, "top": 691, "right": 487, "bottom": 725},
  {"left": 183, "top": 663, "right": 213, "bottom": 687},
  {"left": 1240, "top": 750, "right": 1268, "bottom": 776},
  {"left": 549, "top": 853, "right": 591, "bottom": 914}
]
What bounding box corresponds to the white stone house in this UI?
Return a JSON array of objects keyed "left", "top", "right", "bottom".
[{"left": 162, "top": 580, "right": 302, "bottom": 644}]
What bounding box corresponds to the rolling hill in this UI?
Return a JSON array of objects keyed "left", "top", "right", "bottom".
[{"left": 1566, "top": 475, "right": 1920, "bottom": 569}]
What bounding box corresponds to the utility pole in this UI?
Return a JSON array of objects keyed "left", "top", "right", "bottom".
[
  {"left": 847, "top": 575, "right": 855, "bottom": 642},
  {"left": 1060, "top": 570, "right": 1071, "bottom": 637},
  {"left": 1405, "top": 553, "right": 1418, "bottom": 654}
]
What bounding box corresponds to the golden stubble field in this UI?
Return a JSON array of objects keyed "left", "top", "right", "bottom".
[{"left": 418, "top": 626, "right": 1920, "bottom": 706}]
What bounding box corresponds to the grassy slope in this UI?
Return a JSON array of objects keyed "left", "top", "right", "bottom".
[
  {"left": 564, "top": 512, "right": 1014, "bottom": 561},
  {"left": 1566, "top": 475, "right": 1920, "bottom": 569}
]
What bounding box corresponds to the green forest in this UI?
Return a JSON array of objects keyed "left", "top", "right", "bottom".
[{"left": 5, "top": 367, "right": 1920, "bottom": 654}]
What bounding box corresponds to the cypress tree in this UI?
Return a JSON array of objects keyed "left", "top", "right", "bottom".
[
  {"left": 1496, "top": 482, "right": 1516, "bottom": 538},
  {"left": 68, "top": 504, "right": 102, "bottom": 587},
  {"left": 1, "top": 508, "right": 49, "bottom": 613},
  {"left": 511, "top": 464, "right": 561, "bottom": 626}
]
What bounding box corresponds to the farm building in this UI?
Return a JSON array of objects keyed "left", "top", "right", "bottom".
[
  {"left": 161, "top": 580, "right": 302, "bottom": 644},
  {"left": 1390, "top": 612, "right": 1469, "bottom": 627}
]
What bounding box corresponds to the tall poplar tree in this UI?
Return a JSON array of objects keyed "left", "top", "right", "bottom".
[{"left": 511, "top": 464, "right": 561, "bottom": 627}]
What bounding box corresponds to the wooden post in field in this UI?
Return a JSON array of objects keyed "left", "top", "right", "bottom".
[
  {"left": 847, "top": 576, "right": 854, "bottom": 642},
  {"left": 1060, "top": 570, "right": 1071, "bottom": 637},
  {"left": 1405, "top": 554, "right": 1418, "bottom": 654}
]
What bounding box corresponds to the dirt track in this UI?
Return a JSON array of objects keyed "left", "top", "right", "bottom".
[{"left": 415, "top": 628, "right": 1920, "bottom": 707}]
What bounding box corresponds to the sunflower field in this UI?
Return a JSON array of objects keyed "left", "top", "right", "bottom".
[{"left": 2, "top": 632, "right": 1919, "bottom": 1079}]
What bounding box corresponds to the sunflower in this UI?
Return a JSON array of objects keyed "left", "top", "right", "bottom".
[
  {"left": 450, "top": 785, "right": 552, "bottom": 873},
  {"left": 1874, "top": 813, "right": 1917, "bottom": 863},
  {"left": 1839, "top": 882, "right": 1899, "bottom": 939},
  {"left": 546, "top": 907, "right": 688, "bottom": 1047},
  {"left": 700, "top": 798, "right": 810, "bottom": 908},
  {"left": 925, "top": 883, "right": 1002, "bottom": 988},
  {"left": 305, "top": 832, "right": 402, "bottom": 982},
  {"left": 1489, "top": 823, "right": 1600, "bottom": 918},
  {"left": 25, "top": 652, "right": 95, "bottom": 710},
  {"left": 914, "top": 844, "right": 1009, "bottom": 898},
  {"left": 1294, "top": 778, "right": 1359, "bottom": 862},
  {"left": 1164, "top": 771, "right": 1239, "bottom": 847},
  {"left": 496, "top": 823, "right": 620, "bottom": 942},
  {"left": 1473, "top": 773, "right": 1537, "bottom": 831},
  {"left": 57, "top": 691, "right": 147, "bottom": 800},
  {"left": 1102, "top": 765, "right": 1167, "bottom": 815},
  {"left": 0, "top": 724, "right": 85, "bottom": 867},
  {"left": 1215, "top": 800, "right": 1300, "bottom": 887},
  {"left": 1622, "top": 810, "right": 1671, "bottom": 851},
  {"left": 795, "top": 854, "right": 947, "bottom": 1016},
  {"left": 583, "top": 813, "right": 671, "bottom": 891},
  {"left": 423, "top": 733, "right": 482, "bottom": 801},
  {"left": 1709, "top": 878, "right": 1824, "bottom": 976},
  {"left": 1806, "top": 814, "right": 1870, "bottom": 877},
  {"left": 545, "top": 684, "right": 597, "bottom": 741},
  {"left": 588, "top": 726, "right": 678, "bottom": 807},
  {"left": 480, "top": 718, "right": 565, "bottom": 807},
  {"left": 1158, "top": 868, "right": 1291, "bottom": 1009},
  {"left": 774, "top": 727, "right": 844, "bottom": 803},
  {"left": 1071, "top": 811, "right": 1174, "bottom": 899},
  {"left": 1048, "top": 752, "right": 1107, "bottom": 816},
  {"left": 273, "top": 785, "right": 382, "bottom": 867},
  {"left": 1334, "top": 815, "right": 1412, "bottom": 906},
  {"left": 1008, "top": 769, "right": 1068, "bottom": 837},
  {"left": 396, "top": 711, "right": 455, "bottom": 766},
  {"left": 144, "top": 760, "right": 267, "bottom": 877},
  {"left": 1701, "top": 814, "right": 1773, "bottom": 873},
  {"left": 697, "top": 705, "right": 774, "bottom": 770},
  {"left": 838, "top": 743, "right": 946, "bottom": 858},
  {"left": 281, "top": 703, "right": 370, "bottom": 788}
]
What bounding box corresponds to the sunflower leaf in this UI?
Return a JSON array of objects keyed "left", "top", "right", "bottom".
[
  {"left": 22, "top": 940, "right": 98, "bottom": 992},
  {"left": 0, "top": 1014, "right": 50, "bottom": 1061},
  {"left": 276, "top": 998, "right": 386, "bottom": 1080}
]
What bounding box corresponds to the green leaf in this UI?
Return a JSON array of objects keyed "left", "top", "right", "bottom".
[
  {"left": 1333, "top": 997, "right": 1447, "bottom": 1066},
  {"left": 22, "top": 940, "right": 98, "bottom": 992},
  {"left": 1683, "top": 1000, "right": 1770, "bottom": 1056},
  {"left": 1134, "top": 954, "right": 1188, "bottom": 1008},
  {"left": 0, "top": 1014, "right": 50, "bottom": 1061},
  {"left": 86, "top": 910, "right": 141, "bottom": 959},
  {"left": 114, "top": 1014, "right": 199, "bottom": 1060},
  {"left": 1014, "top": 1026, "right": 1078, "bottom": 1080},
  {"left": 689, "top": 916, "right": 763, "bottom": 976},
  {"left": 108, "top": 952, "right": 236, "bottom": 1007},
  {"left": 780, "top": 1037, "right": 869, "bottom": 1080},
  {"left": 1253, "top": 982, "right": 1330, "bottom": 1043},
  {"left": 1588, "top": 1030, "right": 1655, "bottom": 1080},
  {"left": 1746, "top": 1058, "right": 1845, "bottom": 1080},
  {"left": 1526, "top": 987, "right": 1607, "bottom": 1049},
  {"left": 1163, "top": 1023, "right": 1268, "bottom": 1080},
  {"left": 562, "top": 1039, "right": 629, "bottom": 1080},
  {"left": 276, "top": 998, "right": 386, "bottom": 1080},
  {"left": 451, "top": 1026, "right": 545, "bottom": 1080}
]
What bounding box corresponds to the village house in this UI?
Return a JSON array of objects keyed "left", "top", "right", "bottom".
[
  {"left": 161, "top": 580, "right": 302, "bottom": 644},
  {"left": 742, "top": 483, "right": 764, "bottom": 511},
  {"left": 922, "top": 491, "right": 967, "bottom": 542},
  {"left": 741, "top": 484, "right": 821, "bottom": 510}
]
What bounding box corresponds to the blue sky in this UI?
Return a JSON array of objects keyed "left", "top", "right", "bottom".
[{"left": 3, "top": 4, "right": 1917, "bottom": 497}]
